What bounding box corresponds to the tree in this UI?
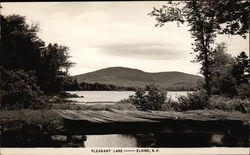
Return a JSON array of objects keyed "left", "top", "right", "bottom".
[
  {"left": 62, "top": 77, "right": 80, "bottom": 91},
  {"left": 1, "top": 15, "right": 74, "bottom": 94},
  {"left": 231, "top": 51, "right": 250, "bottom": 97},
  {"left": 149, "top": 1, "right": 218, "bottom": 97},
  {"left": 214, "top": 0, "right": 249, "bottom": 38},
  {"left": 231, "top": 51, "right": 249, "bottom": 86},
  {"left": 38, "top": 43, "right": 73, "bottom": 94},
  {"left": 149, "top": 0, "right": 249, "bottom": 97},
  {"left": 209, "top": 43, "right": 237, "bottom": 96},
  {"left": 1, "top": 15, "right": 45, "bottom": 71},
  {"left": 129, "top": 83, "right": 167, "bottom": 111},
  {"left": 0, "top": 69, "right": 50, "bottom": 109}
]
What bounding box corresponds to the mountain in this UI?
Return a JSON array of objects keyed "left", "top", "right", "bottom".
[{"left": 72, "top": 67, "right": 203, "bottom": 90}]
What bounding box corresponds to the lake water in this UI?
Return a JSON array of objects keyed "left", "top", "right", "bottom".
[
  {"left": 62, "top": 91, "right": 245, "bottom": 147},
  {"left": 65, "top": 91, "right": 190, "bottom": 147},
  {"left": 85, "top": 134, "right": 137, "bottom": 147},
  {"left": 84, "top": 133, "right": 224, "bottom": 147},
  {"left": 66, "top": 91, "right": 189, "bottom": 105},
  {"left": 85, "top": 134, "right": 157, "bottom": 147}
]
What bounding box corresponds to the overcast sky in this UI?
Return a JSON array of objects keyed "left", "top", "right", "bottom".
[{"left": 2, "top": 2, "right": 249, "bottom": 76}]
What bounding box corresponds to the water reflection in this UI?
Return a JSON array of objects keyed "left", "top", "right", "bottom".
[
  {"left": 85, "top": 134, "right": 137, "bottom": 147},
  {"left": 84, "top": 132, "right": 248, "bottom": 147},
  {"left": 84, "top": 134, "right": 158, "bottom": 147}
]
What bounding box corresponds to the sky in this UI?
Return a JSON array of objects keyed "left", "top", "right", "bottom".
[{"left": 2, "top": 2, "right": 249, "bottom": 76}]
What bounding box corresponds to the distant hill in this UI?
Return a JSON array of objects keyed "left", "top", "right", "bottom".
[{"left": 72, "top": 67, "right": 203, "bottom": 90}]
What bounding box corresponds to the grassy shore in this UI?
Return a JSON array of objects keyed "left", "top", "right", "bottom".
[
  {"left": 0, "top": 109, "right": 61, "bottom": 125},
  {"left": 52, "top": 102, "right": 137, "bottom": 111},
  {"left": 0, "top": 103, "right": 137, "bottom": 125}
]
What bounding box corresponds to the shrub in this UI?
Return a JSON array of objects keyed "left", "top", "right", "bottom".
[
  {"left": 176, "top": 89, "right": 208, "bottom": 111},
  {"left": 128, "top": 83, "right": 168, "bottom": 111},
  {"left": 237, "top": 83, "right": 250, "bottom": 97},
  {"left": 0, "top": 70, "right": 51, "bottom": 110},
  {"left": 208, "top": 96, "right": 249, "bottom": 113}
]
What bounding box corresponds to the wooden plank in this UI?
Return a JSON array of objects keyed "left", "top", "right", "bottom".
[
  {"left": 55, "top": 109, "right": 249, "bottom": 123},
  {"left": 83, "top": 110, "right": 125, "bottom": 122},
  {"left": 77, "top": 110, "right": 114, "bottom": 123},
  {"left": 95, "top": 110, "right": 157, "bottom": 122},
  {"left": 54, "top": 110, "right": 249, "bottom": 137},
  {"left": 57, "top": 110, "right": 100, "bottom": 123},
  {"left": 109, "top": 109, "right": 180, "bottom": 121},
  {"left": 57, "top": 110, "right": 159, "bottom": 123}
]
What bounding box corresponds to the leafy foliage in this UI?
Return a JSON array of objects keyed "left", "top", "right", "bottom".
[
  {"left": 1, "top": 15, "right": 73, "bottom": 94},
  {"left": 149, "top": 0, "right": 249, "bottom": 96},
  {"left": 231, "top": 51, "right": 249, "bottom": 86},
  {"left": 0, "top": 69, "right": 50, "bottom": 110},
  {"left": 62, "top": 78, "right": 81, "bottom": 91},
  {"left": 208, "top": 96, "right": 249, "bottom": 113},
  {"left": 150, "top": 1, "right": 219, "bottom": 96},
  {"left": 38, "top": 43, "right": 73, "bottom": 94},
  {"left": 78, "top": 82, "right": 136, "bottom": 91},
  {"left": 237, "top": 83, "right": 250, "bottom": 98},
  {"left": 128, "top": 84, "right": 168, "bottom": 111},
  {"left": 209, "top": 43, "right": 238, "bottom": 96},
  {"left": 0, "top": 14, "right": 74, "bottom": 109},
  {"left": 150, "top": 0, "right": 249, "bottom": 38},
  {"left": 1, "top": 15, "right": 45, "bottom": 71},
  {"left": 214, "top": 0, "right": 249, "bottom": 38},
  {"left": 176, "top": 89, "right": 208, "bottom": 111}
]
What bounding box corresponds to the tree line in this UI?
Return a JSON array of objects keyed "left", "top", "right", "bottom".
[
  {"left": 63, "top": 79, "right": 136, "bottom": 91},
  {"left": 0, "top": 15, "right": 74, "bottom": 109}
]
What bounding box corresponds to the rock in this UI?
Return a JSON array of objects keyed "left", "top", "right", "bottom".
[
  {"left": 51, "top": 135, "right": 67, "bottom": 141},
  {"left": 3, "top": 120, "right": 25, "bottom": 132},
  {"left": 236, "top": 104, "right": 247, "bottom": 113},
  {"left": 47, "top": 120, "right": 64, "bottom": 134},
  {"left": 71, "top": 135, "right": 87, "bottom": 143},
  {"left": 209, "top": 134, "right": 224, "bottom": 146},
  {"left": 22, "top": 124, "right": 43, "bottom": 136},
  {"left": 63, "top": 142, "right": 85, "bottom": 147}
]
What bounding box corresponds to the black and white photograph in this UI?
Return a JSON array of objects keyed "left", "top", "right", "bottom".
[{"left": 0, "top": 1, "right": 249, "bottom": 154}]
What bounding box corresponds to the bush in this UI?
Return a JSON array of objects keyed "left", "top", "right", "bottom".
[
  {"left": 176, "top": 89, "right": 208, "bottom": 111},
  {"left": 208, "top": 96, "right": 249, "bottom": 113},
  {"left": 128, "top": 84, "right": 168, "bottom": 111},
  {"left": 237, "top": 83, "right": 250, "bottom": 97},
  {"left": 0, "top": 70, "right": 51, "bottom": 110}
]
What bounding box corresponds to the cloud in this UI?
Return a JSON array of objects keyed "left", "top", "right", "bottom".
[
  {"left": 97, "top": 43, "right": 185, "bottom": 60},
  {"left": 2, "top": 2, "right": 248, "bottom": 76}
]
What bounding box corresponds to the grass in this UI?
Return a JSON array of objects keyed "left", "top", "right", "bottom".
[
  {"left": 207, "top": 96, "right": 250, "bottom": 112},
  {"left": 183, "top": 109, "right": 249, "bottom": 121},
  {"left": 52, "top": 102, "right": 138, "bottom": 111},
  {"left": 0, "top": 109, "right": 62, "bottom": 125},
  {"left": 0, "top": 103, "right": 137, "bottom": 125}
]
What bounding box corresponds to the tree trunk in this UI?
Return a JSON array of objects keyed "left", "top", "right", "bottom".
[{"left": 204, "top": 50, "right": 211, "bottom": 97}]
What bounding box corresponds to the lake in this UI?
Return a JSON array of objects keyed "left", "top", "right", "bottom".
[
  {"left": 66, "top": 91, "right": 189, "bottom": 105},
  {"left": 65, "top": 91, "right": 191, "bottom": 147},
  {"left": 62, "top": 91, "right": 246, "bottom": 147}
]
